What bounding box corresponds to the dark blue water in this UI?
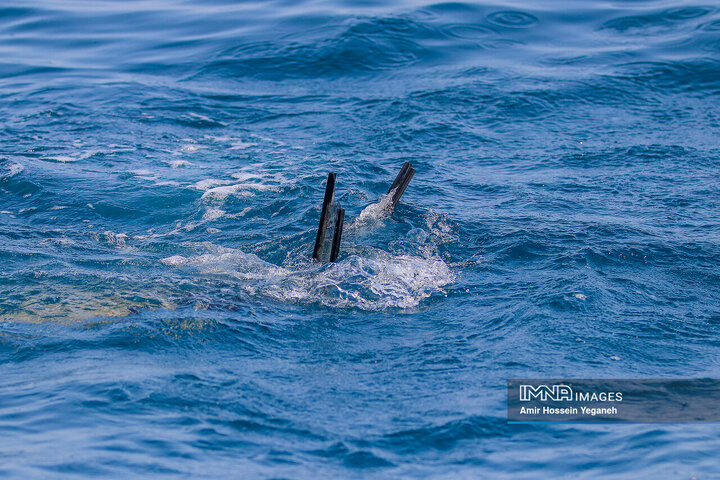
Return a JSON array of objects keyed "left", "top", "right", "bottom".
[{"left": 1, "top": 0, "right": 719, "bottom": 477}]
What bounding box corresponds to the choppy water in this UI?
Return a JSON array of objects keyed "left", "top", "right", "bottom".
[{"left": 1, "top": 0, "right": 719, "bottom": 477}]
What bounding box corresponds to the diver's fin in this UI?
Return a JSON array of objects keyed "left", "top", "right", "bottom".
[
  {"left": 387, "top": 162, "right": 415, "bottom": 209},
  {"left": 312, "top": 172, "right": 336, "bottom": 261},
  {"left": 329, "top": 207, "right": 345, "bottom": 262}
]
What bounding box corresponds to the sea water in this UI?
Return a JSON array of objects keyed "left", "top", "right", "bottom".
[{"left": 1, "top": 0, "right": 719, "bottom": 477}]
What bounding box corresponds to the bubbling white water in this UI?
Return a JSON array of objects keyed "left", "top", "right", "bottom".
[{"left": 160, "top": 241, "right": 453, "bottom": 310}]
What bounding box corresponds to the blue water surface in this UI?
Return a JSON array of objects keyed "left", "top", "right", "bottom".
[{"left": 1, "top": 0, "right": 719, "bottom": 477}]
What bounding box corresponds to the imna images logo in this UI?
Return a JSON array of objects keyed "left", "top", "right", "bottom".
[{"left": 519, "top": 384, "right": 573, "bottom": 402}]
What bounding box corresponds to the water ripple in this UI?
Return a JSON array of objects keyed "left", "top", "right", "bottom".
[
  {"left": 486, "top": 10, "right": 538, "bottom": 28},
  {"left": 443, "top": 24, "right": 498, "bottom": 39}
]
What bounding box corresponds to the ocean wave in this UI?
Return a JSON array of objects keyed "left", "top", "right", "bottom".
[
  {"left": 0, "top": 161, "right": 24, "bottom": 179},
  {"left": 161, "top": 242, "right": 453, "bottom": 311},
  {"left": 601, "top": 7, "right": 716, "bottom": 35},
  {"left": 193, "top": 16, "right": 436, "bottom": 80}
]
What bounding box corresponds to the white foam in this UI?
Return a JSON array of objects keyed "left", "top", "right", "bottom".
[
  {"left": 194, "top": 169, "right": 289, "bottom": 202},
  {"left": 180, "top": 144, "right": 202, "bottom": 153},
  {"left": 186, "top": 113, "right": 227, "bottom": 126},
  {"left": 40, "top": 150, "right": 98, "bottom": 163},
  {"left": 108, "top": 144, "right": 135, "bottom": 151},
  {"left": 353, "top": 192, "right": 395, "bottom": 226},
  {"left": 189, "top": 169, "right": 288, "bottom": 202},
  {"left": 304, "top": 252, "right": 453, "bottom": 309},
  {"left": 161, "top": 243, "right": 453, "bottom": 310},
  {"left": 103, "top": 231, "right": 128, "bottom": 247},
  {"left": 230, "top": 172, "right": 259, "bottom": 181},
  {"left": 160, "top": 255, "right": 188, "bottom": 266},
  {"left": 42, "top": 155, "right": 77, "bottom": 163},
  {"left": 162, "top": 245, "right": 289, "bottom": 280},
  {"left": 230, "top": 170, "right": 287, "bottom": 184},
  {"left": 200, "top": 183, "right": 278, "bottom": 201},
  {"left": 130, "top": 169, "right": 158, "bottom": 182},
  {"left": 167, "top": 159, "right": 191, "bottom": 168},
  {"left": 202, "top": 135, "right": 257, "bottom": 150},
  {"left": 191, "top": 179, "right": 233, "bottom": 191},
  {"left": 1, "top": 162, "right": 24, "bottom": 178},
  {"left": 202, "top": 208, "right": 225, "bottom": 222}
]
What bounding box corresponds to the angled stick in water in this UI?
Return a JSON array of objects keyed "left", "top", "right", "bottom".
[
  {"left": 387, "top": 162, "right": 415, "bottom": 210},
  {"left": 329, "top": 207, "right": 345, "bottom": 262}
]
